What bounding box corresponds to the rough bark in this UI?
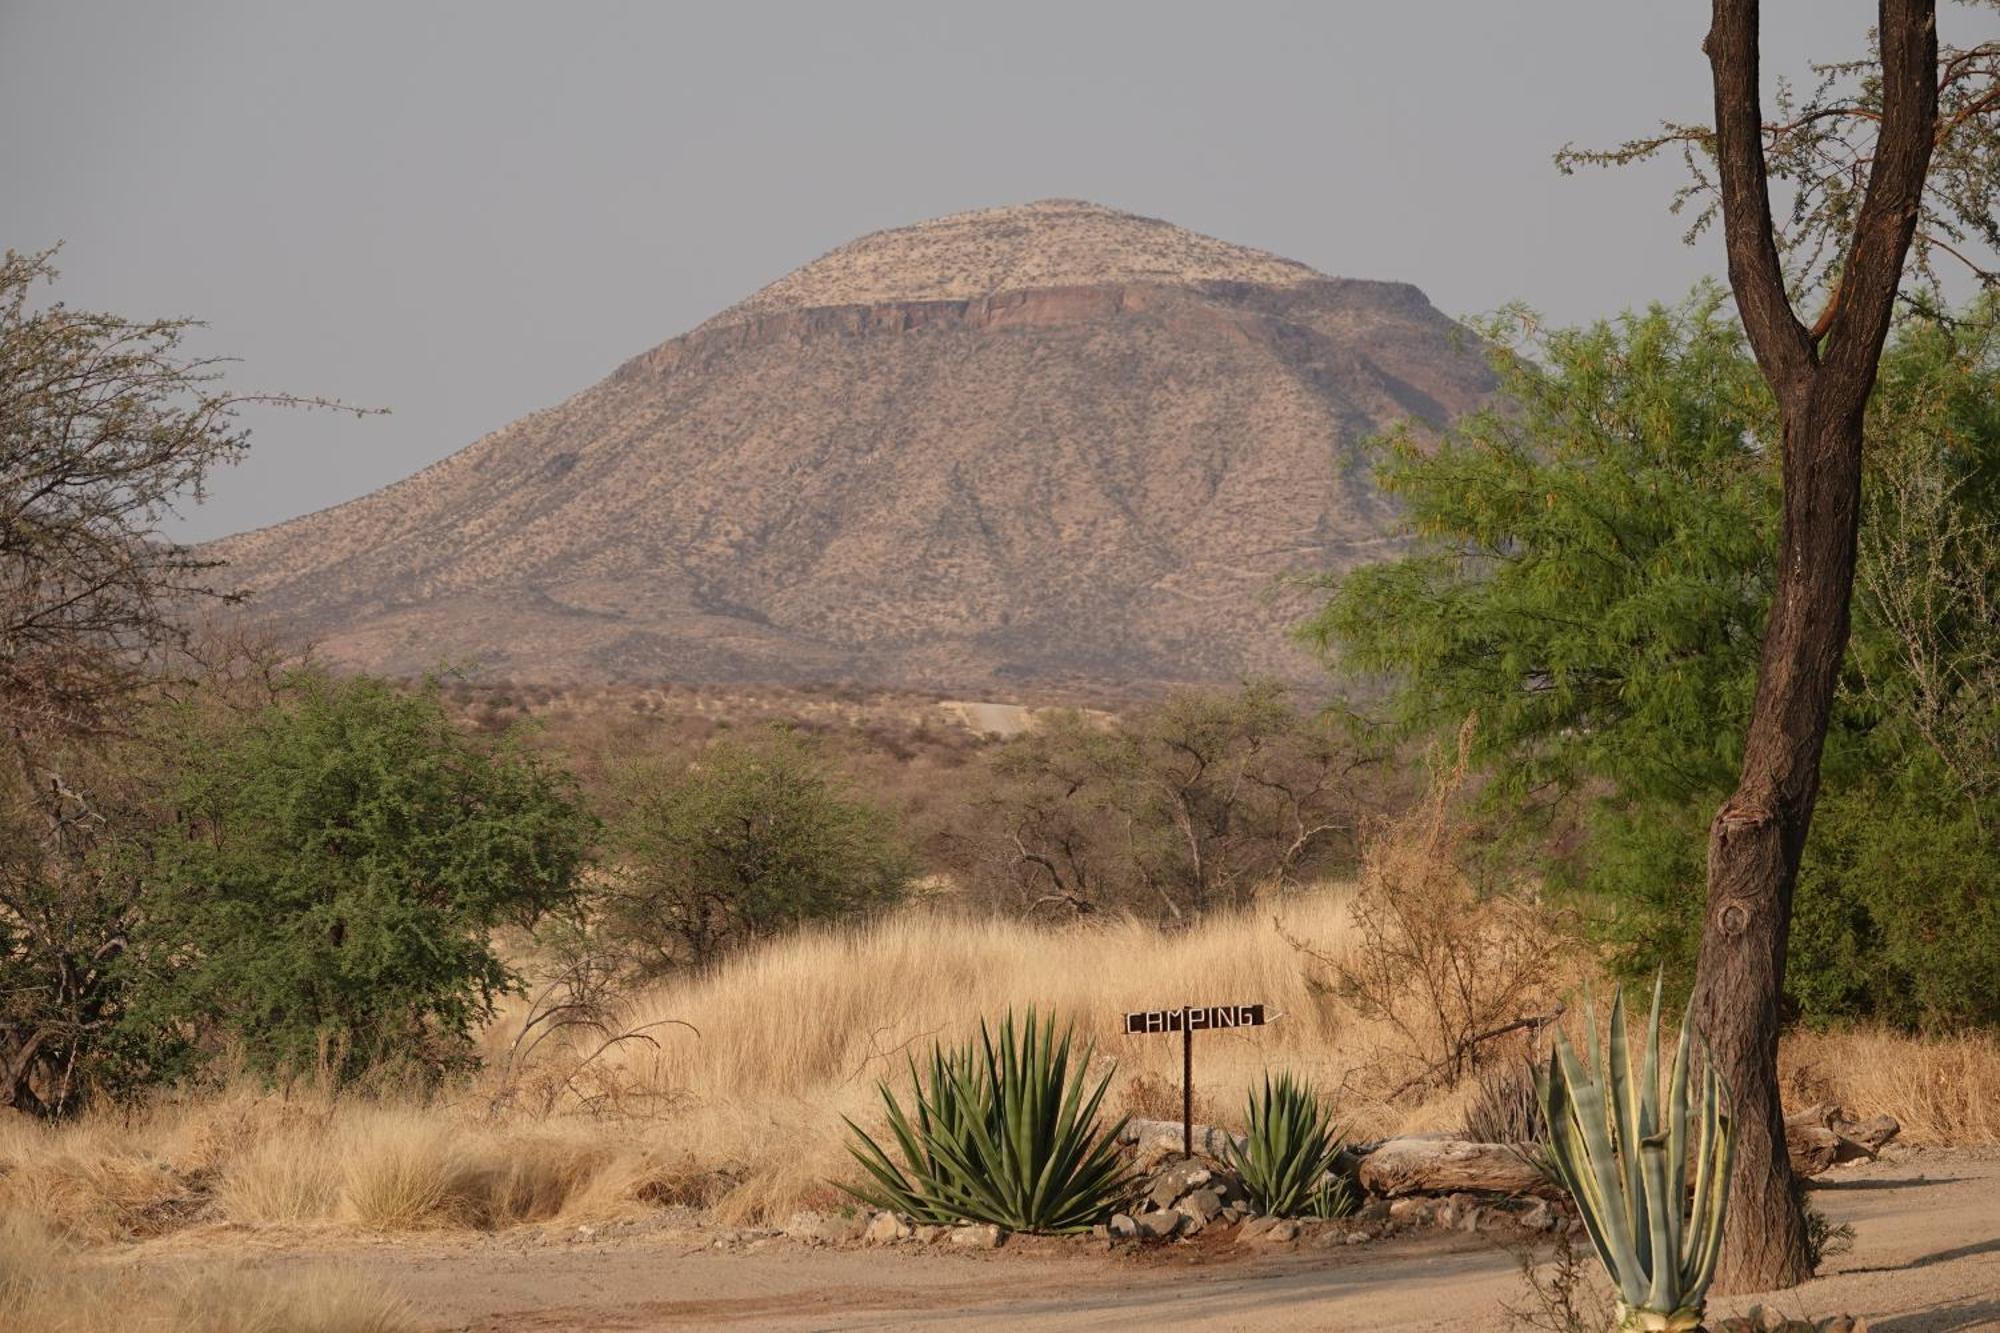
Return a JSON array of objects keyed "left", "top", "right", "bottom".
[{"left": 1697, "top": 0, "right": 1937, "bottom": 1294}]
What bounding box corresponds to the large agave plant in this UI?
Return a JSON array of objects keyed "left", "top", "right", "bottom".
[
  {"left": 1225, "top": 1072, "right": 1355, "bottom": 1218},
  {"left": 1538, "top": 980, "right": 1736, "bottom": 1333},
  {"left": 841, "top": 1010, "right": 1133, "bottom": 1233}
]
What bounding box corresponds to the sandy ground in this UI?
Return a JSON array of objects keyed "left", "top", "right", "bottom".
[{"left": 130, "top": 1148, "right": 2000, "bottom": 1331}]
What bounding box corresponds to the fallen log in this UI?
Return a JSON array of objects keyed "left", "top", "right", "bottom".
[
  {"left": 1354, "top": 1137, "right": 1558, "bottom": 1198},
  {"left": 1785, "top": 1102, "right": 1901, "bottom": 1177}
]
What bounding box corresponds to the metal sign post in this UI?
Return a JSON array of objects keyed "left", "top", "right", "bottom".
[{"left": 1122, "top": 1003, "right": 1267, "bottom": 1158}]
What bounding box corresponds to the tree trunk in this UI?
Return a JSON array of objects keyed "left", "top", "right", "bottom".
[{"left": 1694, "top": 391, "right": 1865, "bottom": 1293}]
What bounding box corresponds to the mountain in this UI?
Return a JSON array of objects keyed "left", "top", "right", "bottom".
[{"left": 208, "top": 200, "right": 1493, "bottom": 690}]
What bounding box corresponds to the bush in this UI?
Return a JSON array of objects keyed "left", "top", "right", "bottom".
[
  {"left": 603, "top": 730, "right": 913, "bottom": 974},
  {"left": 1225, "top": 1073, "right": 1355, "bottom": 1218},
  {"left": 977, "top": 682, "right": 1374, "bottom": 921},
  {"left": 126, "top": 670, "right": 592, "bottom": 1083},
  {"left": 841, "top": 1011, "right": 1133, "bottom": 1233}
]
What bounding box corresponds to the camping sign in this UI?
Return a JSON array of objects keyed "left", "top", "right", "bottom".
[{"left": 1122, "top": 1003, "right": 1270, "bottom": 1158}]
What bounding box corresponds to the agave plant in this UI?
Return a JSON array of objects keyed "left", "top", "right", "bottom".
[
  {"left": 1225, "top": 1072, "right": 1355, "bottom": 1218},
  {"left": 1538, "top": 980, "right": 1736, "bottom": 1333},
  {"left": 841, "top": 1010, "right": 1133, "bottom": 1233}
]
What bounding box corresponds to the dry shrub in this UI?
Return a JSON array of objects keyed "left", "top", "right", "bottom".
[
  {"left": 0, "top": 1212, "right": 416, "bottom": 1333},
  {"left": 1782, "top": 1026, "right": 2000, "bottom": 1145},
  {"left": 1288, "top": 722, "right": 1575, "bottom": 1101}
]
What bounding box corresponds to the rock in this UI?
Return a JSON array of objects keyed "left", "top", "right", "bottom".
[
  {"left": 786, "top": 1209, "right": 867, "bottom": 1246},
  {"left": 1355, "top": 1198, "right": 1391, "bottom": 1224},
  {"left": 1090, "top": 1223, "right": 1110, "bottom": 1241},
  {"left": 1234, "top": 1216, "right": 1276, "bottom": 1244},
  {"left": 1134, "top": 1209, "right": 1182, "bottom": 1240},
  {"left": 1346, "top": 1228, "right": 1374, "bottom": 1245},
  {"left": 1179, "top": 1188, "right": 1225, "bottom": 1223},
  {"left": 912, "top": 1225, "right": 947, "bottom": 1245},
  {"left": 1234, "top": 1217, "right": 1301, "bottom": 1245},
  {"left": 1387, "top": 1197, "right": 1435, "bottom": 1227},
  {"left": 947, "top": 1223, "right": 1004, "bottom": 1249},
  {"left": 1147, "top": 1162, "right": 1215, "bottom": 1210},
  {"left": 1120, "top": 1118, "right": 1247, "bottom": 1167},
  {"left": 1456, "top": 1204, "right": 1487, "bottom": 1233},
  {"left": 1178, "top": 1211, "right": 1206, "bottom": 1237},
  {"left": 1220, "top": 1200, "right": 1251, "bottom": 1224},
  {"left": 864, "top": 1212, "right": 913, "bottom": 1245},
  {"left": 1818, "top": 1318, "right": 1855, "bottom": 1333},
  {"left": 1516, "top": 1200, "right": 1559, "bottom": 1232}
]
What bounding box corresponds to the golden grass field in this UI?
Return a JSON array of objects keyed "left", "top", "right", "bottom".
[{"left": 1, "top": 876, "right": 1995, "bottom": 1329}]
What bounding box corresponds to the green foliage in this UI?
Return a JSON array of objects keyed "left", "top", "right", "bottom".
[
  {"left": 604, "top": 730, "right": 912, "bottom": 974},
  {"left": 1538, "top": 982, "right": 1734, "bottom": 1332},
  {"left": 981, "top": 682, "right": 1370, "bottom": 920},
  {"left": 127, "top": 670, "right": 591, "bottom": 1083},
  {"left": 841, "top": 1010, "right": 1133, "bottom": 1233},
  {"left": 1305, "top": 293, "right": 2000, "bottom": 1029},
  {"left": 1224, "top": 1072, "right": 1354, "bottom": 1219}
]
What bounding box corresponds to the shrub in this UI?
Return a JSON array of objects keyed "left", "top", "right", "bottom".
[
  {"left": 976, "top": 682, "right": 1374, "bottom": 921},
  {"left": 604, "top": 730, "right": 913, "bottom": 974},
  {"left": 841, "top": 1010, "right": 1132, "bottom": 1233},
  {"left": 127, "top": 670, "right": 592, "bottom": 1084},
  {"left": 1225, "top": 1073, "right": 1355, "bottom": 1218}
]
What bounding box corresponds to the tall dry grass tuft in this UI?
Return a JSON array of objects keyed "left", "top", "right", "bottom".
[
  {"left": 1782, "top": 1026, "right": 2000, "bottom": 1145},
  {"left": 0, "top": 1212, "right": 416, "bottom": 1333}
]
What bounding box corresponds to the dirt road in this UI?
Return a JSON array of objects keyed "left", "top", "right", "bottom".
[{"left": 159, "top": 1149, "right": 1999, "bottom": 1331}]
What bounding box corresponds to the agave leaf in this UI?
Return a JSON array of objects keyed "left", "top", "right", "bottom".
[{"left": 1554, "top": 1024, "right": 1648, "bottom": 1307}]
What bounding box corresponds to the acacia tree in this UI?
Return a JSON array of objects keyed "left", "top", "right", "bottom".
[
  {"left": 1, "top": 248, "right": 359, "bottom": 1110},
  {"left": 1563, "top": 1, "right": 2000, "bottom": 1289}
]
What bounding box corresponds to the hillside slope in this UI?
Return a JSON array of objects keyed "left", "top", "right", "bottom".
[{"left": 210, "top": 200, "right": 1493, "bottom": 689}]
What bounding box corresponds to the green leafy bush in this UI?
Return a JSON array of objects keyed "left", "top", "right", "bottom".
[
  {"left": 842, "top": 1011, "right": 1132, "bottom": 1233},
  {"left": 127, "top": 670, "right": 592, "bottom": 1083},
  {"left": 605, "top": 730, "right": 912, "bottom": 974},
  {"left": 1225, "top": 1073, "right": 1355, "bottom": 1218},
  {"left": 1304, "top": 293, "right": 2000, "bottom": 1028}
]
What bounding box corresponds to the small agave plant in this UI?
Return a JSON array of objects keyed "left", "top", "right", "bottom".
[
  {"left": 1225, "top": 1072, "right": 1355, "bottom": 1218},
  {"left": 1538, "top": 979, "right": 1736, "bottom": 1333}
]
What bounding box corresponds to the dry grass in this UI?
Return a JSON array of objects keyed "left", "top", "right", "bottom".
[
  {"left": 1783, "top": 1026, "right": 2000, "bottom": 1145},
  {"left": 0, "top": 888, "right": 1992, "bottom": 1247},
  {"left": 0, "top": 1213, "right": 416, "bottom": 1333}
]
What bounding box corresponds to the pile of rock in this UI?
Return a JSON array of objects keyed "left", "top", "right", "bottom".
[
  {"left": 784, "top": 1208, "right": 1009, "bottom": 1249},
  {"left": 1102, "top": 1159, "right": 1247, "bottom": 1240}
]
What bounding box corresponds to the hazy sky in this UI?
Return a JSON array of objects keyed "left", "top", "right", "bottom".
[{"left": 6, "top": 1, "right": 1994, "bottom": 541}]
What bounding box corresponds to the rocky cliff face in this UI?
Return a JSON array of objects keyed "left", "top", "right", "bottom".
[{"left": 208, "top": 201, "right": 1493, "bottom": 690}]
